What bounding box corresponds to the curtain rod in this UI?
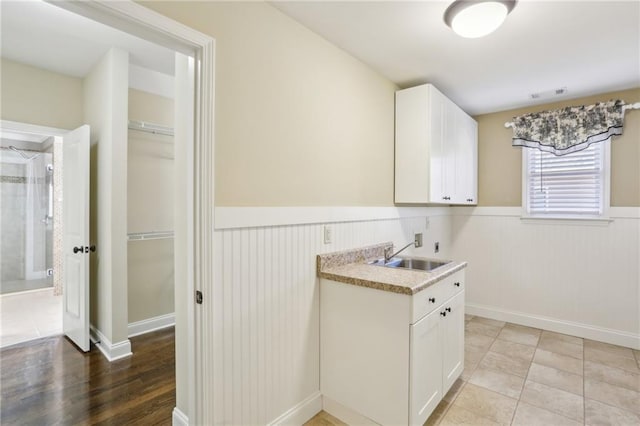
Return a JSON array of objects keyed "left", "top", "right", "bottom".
[
  {"left": 504, "top": 102, "right": 640, "bottom": 128},
  {"left": 128, "top": 120, "right": 174, "bottom": 136}
]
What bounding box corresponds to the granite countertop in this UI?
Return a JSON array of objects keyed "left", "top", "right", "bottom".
[{"left": 316, "top": 242, "right": 467, "bottom": 295}]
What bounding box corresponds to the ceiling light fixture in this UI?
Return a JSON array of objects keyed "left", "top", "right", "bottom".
[{"left": 444, "top": 0, "right": 517, "bottom": 38}]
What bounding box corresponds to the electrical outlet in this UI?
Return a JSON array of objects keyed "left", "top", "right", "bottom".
[
  {"left": 323, "top": 225, "right": 333, "bottom": 244},
  {"left": 414, "top": 233, "right": 423, "bottom": 248},
  {"left": 434, "top": 242, "right": 440, "bottom": 253}
]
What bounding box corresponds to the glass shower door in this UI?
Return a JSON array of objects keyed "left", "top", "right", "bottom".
[{"left": 0, "top": 149, "right": 53, "bottom": 294}]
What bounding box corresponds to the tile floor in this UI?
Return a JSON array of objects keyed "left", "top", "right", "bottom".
[
  {"left": 0, "top": 288, "right": 62, "bottom": 348},
  {"left": 306, "top": 315, "right": 640, "bottom": 426},
  {"left": 0, "top": 277, "right": 52, "bottom": 295},
  {"left": 428, "top": 315, "right": 640, "bottom": 426}
]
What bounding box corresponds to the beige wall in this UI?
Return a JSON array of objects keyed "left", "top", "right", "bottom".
[
  {"left": 476, "top": 88, "right": 640, "bottom": 207},
  {"left": 127, "top": 88, "right": 175, "bottom": 324},
  {"left": 127, "top": 239, "right": 175, "bottom": 323},
  {"left": 0, "top": 58, "right": 84, "bottom": 130},
  {"left": 141, "top": 1, "right": 397, "bottom": 207},
  {"left": 127, "top": 89, "right": 174, "bottom": 233},
  {"left": 128, "top": 88, "right": 174, "bottom": 127}
]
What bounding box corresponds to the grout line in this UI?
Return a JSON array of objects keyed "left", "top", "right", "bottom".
[
  {"left": 583, "top": 339, "right": 586, "bottom": 426},
  {"left": 508, "top": 323, "right": 542, "bottom": 425}
]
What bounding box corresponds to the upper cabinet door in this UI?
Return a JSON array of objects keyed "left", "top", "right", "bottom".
[
  {"left": 395, "top": 85, "right": 431, "bottom": 203},
  {"left": 395, "top": 84, "right": 478, "bottom": 205},
  {"left": 428, "top": 86, "right": 447, "bottom": 203},
  {"left": 454, "top": 108, "right": 478, "bottom": 205}
]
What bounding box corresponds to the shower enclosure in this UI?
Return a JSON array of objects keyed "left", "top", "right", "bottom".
[{"left": 0, "top": 146, "right": 54, "bottom": 294}]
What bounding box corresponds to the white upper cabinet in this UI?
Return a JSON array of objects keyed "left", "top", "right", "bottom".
[{"left": 395, "top": 84, "right": 478, "bottom": 205}]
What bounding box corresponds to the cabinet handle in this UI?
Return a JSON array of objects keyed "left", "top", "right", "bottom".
[
  {"left": 454, "top": 282, "right": 460, "bottom": 287},
  {"left": 446, "top": 307, "right": 451, "bottom": 312},
  {"left": 429, "top": 297, "right": 436, "bottom": 303},
  {"left": 440, "top": 311, "right": 447, "bottom": 317}
]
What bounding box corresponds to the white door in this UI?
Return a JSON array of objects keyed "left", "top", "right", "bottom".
[
  {"left": 409, "top": 308, "right": 443, "bottom": 426},
  {"left": 62, "top": 125, "right": 91, "bottom": 352},
  {"left": 442, "top": 291, "right": 465, "bottom": 392}
]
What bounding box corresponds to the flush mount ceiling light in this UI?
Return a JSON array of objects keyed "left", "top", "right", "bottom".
[{"left": 444, "top": 0, "right": 517, "bottom": 38}]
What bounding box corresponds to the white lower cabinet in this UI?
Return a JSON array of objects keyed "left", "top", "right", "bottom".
[
  {"left": 441, "top": 291, "right": 465, "bottom": 392},
  {"left": 321, "top": 270, "right": 466, "bottom": 426},
  {"left": 409, "top": 307, "right": 443, "bottom": 426},
  {"left": 410, "top": 291, "right": 465, "bottom": 425}
]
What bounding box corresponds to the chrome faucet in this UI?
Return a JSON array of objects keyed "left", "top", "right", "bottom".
[{"left": 384, "top": 234, "right": 423, "bottom": 262}]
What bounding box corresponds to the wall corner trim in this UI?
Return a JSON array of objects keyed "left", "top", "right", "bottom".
[
  {"left": 267, "top": 391, "right": 322, "bottom": 426},
  {"left": 128, "top": 313, "right": 175, "bottom": 338},
  {"left": 215, "top": 206, "right": 452, "bottom": 230},
  {"left": 89, "top": 325, "right": 133, "bottom": 361},
  {"left": 172, "top": 407, "right": 189, "bottom": 426}
]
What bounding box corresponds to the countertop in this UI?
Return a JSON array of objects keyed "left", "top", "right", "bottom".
[{"left": 316, "top": 242, "right": 467, "bottom": 295}]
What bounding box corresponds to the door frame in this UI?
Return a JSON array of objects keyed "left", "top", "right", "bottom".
[{"left": 48, "top": 2, "right": 215, "bottom": 424}]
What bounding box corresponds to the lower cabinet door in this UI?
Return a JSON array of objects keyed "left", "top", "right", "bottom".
[
  {"left": 409, "top": 308, "right": 443, "bottom": 426},
  {"left": 442, "top": 290, "right": 465, "bottom": 393}
]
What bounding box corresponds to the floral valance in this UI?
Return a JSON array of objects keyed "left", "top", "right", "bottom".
[{"left": 510, "top": 100, "right": 625, "bottom": 156}]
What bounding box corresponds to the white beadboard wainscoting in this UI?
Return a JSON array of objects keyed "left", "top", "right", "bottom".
[
  {"left": 210, "top": 207, "right": 452, "bottom": 425},
  {"left": 451, "top": 207, "right": 640, "bottom": 349}
]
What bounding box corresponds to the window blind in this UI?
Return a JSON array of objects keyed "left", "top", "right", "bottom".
[{"left": 525, "top": 143, "right": 604, "bottom": 216}]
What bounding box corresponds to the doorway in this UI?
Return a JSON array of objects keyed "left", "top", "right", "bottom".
[
  {"left": 0, "top": 1, "right": 213, "bottom": 422},
  {"left": 0, "top": 131, "right": 60, "bottom": 347}
]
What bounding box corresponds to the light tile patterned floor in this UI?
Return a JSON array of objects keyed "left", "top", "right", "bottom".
[
  {"left": 0, "top": 288, "right": 62, "bottom": 348},
  {"left": 431, "top": 315, "right": 640, "bottom": 425},
  {"left": 306, "top": 315, "right": 640, "bottom": 426}
]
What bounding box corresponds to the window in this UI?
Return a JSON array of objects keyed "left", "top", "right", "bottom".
[{"left": 523, "top": 141, "right": 610, "bottom": 218}]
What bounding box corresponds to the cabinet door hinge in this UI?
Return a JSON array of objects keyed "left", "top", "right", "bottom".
[{"left": 195, "top": 290, "right": 203, "bottom": 305}]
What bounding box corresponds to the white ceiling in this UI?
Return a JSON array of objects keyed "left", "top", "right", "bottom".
[
  {"left": 2, "top": 1, "right": 638, "bottom": 115},
  {"left": 272, "top": 0, "right": 640, "bottom": 115},
  {"left": 0, "top": 0, "right": 175, "bottom": 78}
]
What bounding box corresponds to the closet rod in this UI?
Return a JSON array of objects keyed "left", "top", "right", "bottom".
[
  {"left": 128, "top": 120, "right": 174, "bottom": 136},
  {"left": 128, "top": 231, "right": 174, "bottom": 241},
  {"left": 504, "top": 102, "right": 640, "bottom": 128}
]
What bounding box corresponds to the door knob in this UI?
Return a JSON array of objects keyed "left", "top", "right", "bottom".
[
  {"left": 446, "top": 307, "right": 451, "bottom": 312},
  {"left": 73, "top": 246, "right": 84, "bottom": 254},
  {"left": 429, "top": 297, "right": 436, "bottom": 303},
  {"left": 89, "top": 245, "right": 96, "bottom": 252}
]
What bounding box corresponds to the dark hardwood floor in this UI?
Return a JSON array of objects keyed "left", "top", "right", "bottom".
[{"left": 1, "top": 327, "right": 175, "bottom": 425}]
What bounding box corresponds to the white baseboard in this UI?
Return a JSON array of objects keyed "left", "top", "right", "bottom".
[
  {"left": 268, "top": 391, "right": 322, "bottom": 425},
  {"left": 322, "top": 396, "right": 379, "bottom": 426},
  {"left": 90, "top": 325, "right": 133, "bottom": 361},
  {"left": 466, "top": 303, "right": 640, "bottom": 350},
  {"left": 128, "top": 313, "right": 175, "bottom": 337},
  {"left": 172, "top": 407, "right": 189, "bottom": 426}
]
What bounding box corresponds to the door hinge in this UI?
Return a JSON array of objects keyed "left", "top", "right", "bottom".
[{"left": 195, "top": 290, "right": 203, "bottom": 305}]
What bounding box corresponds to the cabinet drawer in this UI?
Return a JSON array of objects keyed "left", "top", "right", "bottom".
[
  {"left": 412, "top": 279, "right": 447, "bottom": 323},
  {"left": 412, "top": 270, "right": 465, "bottom": 324},
  {"left": 440, "top": 270, "right": 465, "bottom": 303}
]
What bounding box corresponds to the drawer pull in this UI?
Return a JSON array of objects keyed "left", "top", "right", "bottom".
[
  {"left": 440, "top": 311, "right": 447, "bottom": 317},
  {"left": 454, "top": 282, "right": 461, "bottom": 287},
  {"left": 429, "top": 297, "right": 436, "bottom": 303},
  {"left": 446, "top": 307, "right": 451, "bottom": 312}
]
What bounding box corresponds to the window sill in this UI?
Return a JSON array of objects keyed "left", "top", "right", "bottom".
[{"left": 520, "top": 215, "right": 613, "bottom": 226}]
